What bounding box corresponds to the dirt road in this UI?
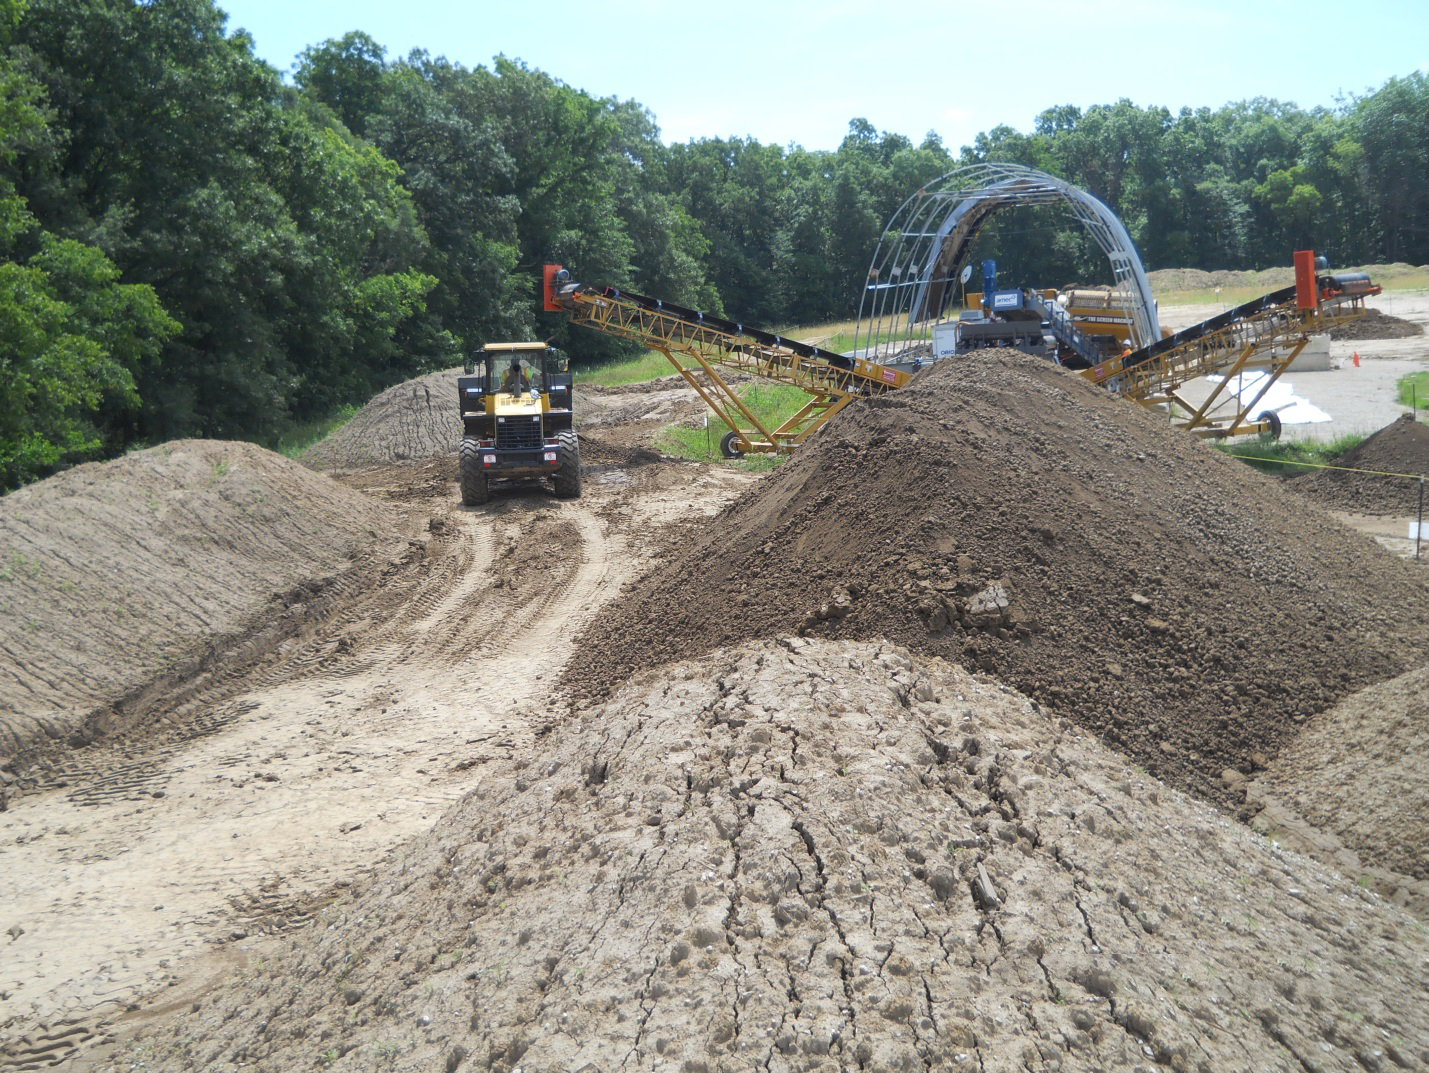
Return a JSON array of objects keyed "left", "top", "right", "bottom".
[{"left": 0, "top": 449, "right": 755, "bottom": 1069}]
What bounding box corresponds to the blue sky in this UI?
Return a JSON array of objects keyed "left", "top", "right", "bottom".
[{"left": 217, "top": 0, "right": 1428, "bottom": 152}]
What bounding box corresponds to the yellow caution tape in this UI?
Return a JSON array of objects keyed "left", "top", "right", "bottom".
[{"left": 1232, "top": 455, "right": 1428, "bottom": 481}]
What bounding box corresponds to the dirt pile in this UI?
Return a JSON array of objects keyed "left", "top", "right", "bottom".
[
  {"left": 0, "top": 440, "right": 395, "bottom": 771},
  {"left": 1293, "top": 413, "right": 1429, "bottom": 514},
  {"left": 301, "top": 369, "right": 461, "bottom": 471},
  {"left": 301, "top": 367, "right": 703, "bottom": 470},
  {"left": 1250, "top": 662, "right": 1429, "bottom": 897},
  {"left": 1332, "top": 307, "right": 1424, "bottom": 341},
  {"left": 106, "top": 639, "right": 1429, "bottom": 1073},
  {"left": 566, "top": 351, "right": 1429, "bottom": 803}
]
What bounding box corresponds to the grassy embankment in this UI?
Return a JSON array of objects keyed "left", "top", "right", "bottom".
[
  {"left": 271, "top": 404, "right": 361, "bottom": 459},
  {"left": 1399, "top": 370, "right": 1429, "bottom": 414}
]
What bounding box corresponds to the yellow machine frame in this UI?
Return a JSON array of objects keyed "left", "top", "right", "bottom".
[
  {"left": 1080, "top": 291, "right": 1376, "bottom": 438},
  {"left": 551, "top": 263, "right": 1378, "bottom": 451},
  {"left": 556, "top": 287, "right": 910, "bottom": 454}
]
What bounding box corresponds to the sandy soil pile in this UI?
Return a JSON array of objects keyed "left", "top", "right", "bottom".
[
  {"left": 0, "top": 440, "right": 394, "bottom": 771},
  {"left": 113, "top": 639, "right": 1429, "bottom": 1073},
  {"left": 302, "top": 369, "right": 463, "bottom": 471},
  {"left": 1332, "top": 307, "right": 1424, "bottom": 341},
  {"left": 566, "top": 351, "right": 1429, "bottom": 804},
  {"left": 1293, "top": 413, "right": 1429, "bottom": 514},
  {"left": 1249, "top": 662, "right": 1429, "bottom": 898}
]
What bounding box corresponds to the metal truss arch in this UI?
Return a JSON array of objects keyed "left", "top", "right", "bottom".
[{"left": 853, "top": 163, "right": 1160, "bottom": 359}]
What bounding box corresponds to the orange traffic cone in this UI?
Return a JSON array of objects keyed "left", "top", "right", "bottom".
[{"left": 1352, "top": 351, "right": 1361, "bottom": 367}]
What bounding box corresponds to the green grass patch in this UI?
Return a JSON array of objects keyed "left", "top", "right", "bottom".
[
  {"left": 1397, "top": 371, "right": 1429, "bottom": 412},
  {"left": 267, "top": 403, "right": 361, "bottom": 458},
  {"left": 573, "top": 350, "right": 691, "bottom": 387},
  {"left": 1216, "top": 433, "right": 1365, "bottom": 476},
  {"left": 654, "top": 382, "right": 809, "bottom": 469}
]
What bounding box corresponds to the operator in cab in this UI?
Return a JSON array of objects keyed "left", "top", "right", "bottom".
[{"left": 500, "top": 358, "right": 531, "bottom": 394}]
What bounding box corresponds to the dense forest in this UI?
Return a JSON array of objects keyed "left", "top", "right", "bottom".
[{"left": 2, "top": 0, "right": 1427, "bottom": 488}]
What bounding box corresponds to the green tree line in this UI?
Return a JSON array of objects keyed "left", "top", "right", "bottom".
[{"left": 3, "top": 0, "right": 1426, "bottom": 488}]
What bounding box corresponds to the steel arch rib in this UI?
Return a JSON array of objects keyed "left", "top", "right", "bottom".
[{"left": 854, "top": 163, "right": 1160, "bottom": 358}]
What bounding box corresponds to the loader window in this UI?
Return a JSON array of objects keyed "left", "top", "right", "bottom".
[{"left": 496, "top": 356, "right": 537, "bottom": 395}]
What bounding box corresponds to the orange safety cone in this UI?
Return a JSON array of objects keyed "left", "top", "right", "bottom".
[{"left": 1352, "top": 351, "right": 1361, "bottom": 367}]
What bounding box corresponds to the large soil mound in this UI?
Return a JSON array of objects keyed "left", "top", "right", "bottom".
[
  {"left": 566, "top": 351, "right": 1429, "bottom": 803},
  {"left": 302, "top": 369, "right": 462, "bottom": 471},
  {"left": 0, "top": 440, "right": 394, "bottom": 769},
  {"left": 1293, "top": 413, "right": 1429, "bottom": 514},
  {"left": 111, "top": 639, "right": 1429, "bottom": 1073}
]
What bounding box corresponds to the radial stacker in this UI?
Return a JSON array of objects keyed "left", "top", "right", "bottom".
[{"left": 545, "top": 266, "right": 910, "bottom": 457}]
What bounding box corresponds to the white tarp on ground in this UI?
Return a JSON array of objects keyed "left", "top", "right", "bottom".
[{"left": 1205, "top": 371, "right": 1333, "bottom": 425}]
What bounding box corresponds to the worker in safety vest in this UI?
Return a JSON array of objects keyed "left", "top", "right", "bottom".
[{"left": 500, "top": 358, "right": 531, "bottom": 394}]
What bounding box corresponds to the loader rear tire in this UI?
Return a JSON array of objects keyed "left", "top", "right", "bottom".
[
  {"left": 554, "top": 430, "right": 582, "bottom": 499},
  {"left": 459, "top": 437, "right": 489, "bottom": 506}
]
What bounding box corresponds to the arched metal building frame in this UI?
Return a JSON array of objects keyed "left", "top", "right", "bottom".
[{"left": 853, "top": 163, "right": 1161, "bottom": 359}]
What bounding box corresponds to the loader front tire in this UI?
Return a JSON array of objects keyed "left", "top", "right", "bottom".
[
  {"left": 554, "top": 430, "right": 582, "bottom": 499},
  {"left": 459, "top": 437, "right": 489, "bottom": 506}
]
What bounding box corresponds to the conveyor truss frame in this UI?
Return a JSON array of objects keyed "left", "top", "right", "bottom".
[
  {"left": 1081, "top": 286, "right": 1380, "bottom": 439},
  {"left": 555, "top": 284, "right": 910, "bottom": 455}
]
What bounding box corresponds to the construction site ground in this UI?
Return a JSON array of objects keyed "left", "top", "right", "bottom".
[{"left": 1, "top": 291, "right": 1428, "bottom": 1072}]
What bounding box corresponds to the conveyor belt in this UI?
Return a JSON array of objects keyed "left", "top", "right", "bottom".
[
  {"left": 560, "top": 283, "right": 862, "bottom": 377},
  {"left": 1122, "top": 285, "right": 1297, "bottom": 368},
  {"left": 1082, "top": 275, "right": 1380, "bottom": 438},
  {"left": 550, "top": 267, "right": 1381, "bottom": 448},
  {"left": 551, "top": 279, "right": 910, "bottom": 454}
]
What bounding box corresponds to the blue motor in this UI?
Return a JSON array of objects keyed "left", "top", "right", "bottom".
[{"left": 981, "top": 259, "right": 997, "bottom": 308}]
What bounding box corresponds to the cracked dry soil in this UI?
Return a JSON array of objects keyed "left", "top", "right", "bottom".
[{"left": 121, "top": 640, "right": 1429, "bottom": 1073}]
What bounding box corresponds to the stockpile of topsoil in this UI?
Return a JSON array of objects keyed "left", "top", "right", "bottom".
[
  {"left": 301, "top": 368, "right": 462, "bottom": 471},
  {"left": 0, "top": 440, "right": 395, "bottom": 768},
  {"left": 119, "top": 640, "right": 1429, "bottom": 1073},
  {"left": 1293, "top": 413, "right": 1429, "bottom": 515},
  {"left": 565, "top": 350, "right": 1429, "bottom": 803},
  {"left": 1331, "top": 307, "right": 1423, "bottom": 341}
]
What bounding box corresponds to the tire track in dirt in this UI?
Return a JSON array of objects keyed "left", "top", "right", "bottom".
[{"left": 0, "top": 455, "right": 751, "bottom": 1070}]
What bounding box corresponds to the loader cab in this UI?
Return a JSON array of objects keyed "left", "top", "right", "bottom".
[{"left": 458, "top": 343, "right": 574, "bottom": 431}]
